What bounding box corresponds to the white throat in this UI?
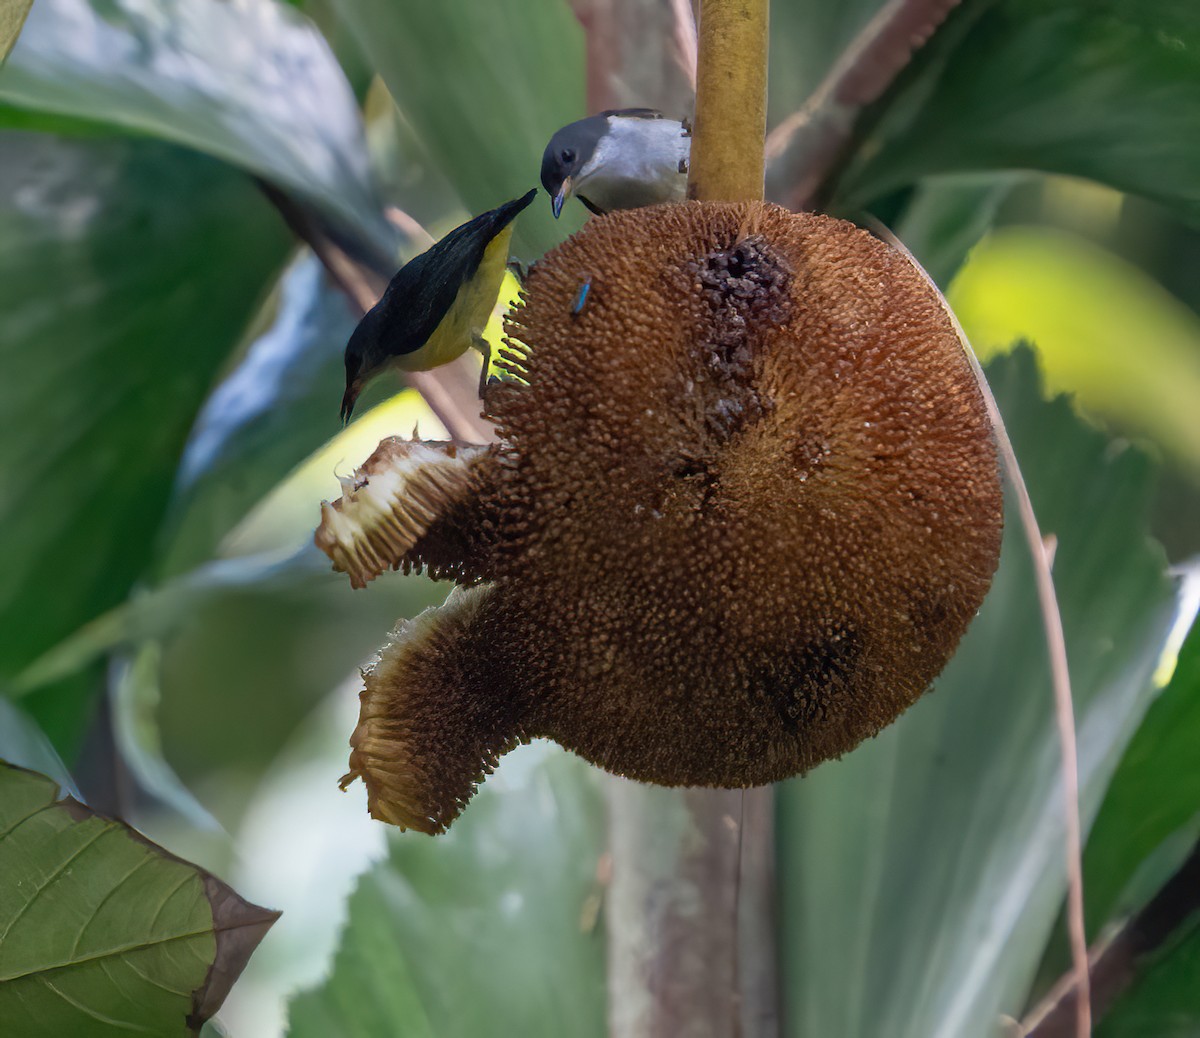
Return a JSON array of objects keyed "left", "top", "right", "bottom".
[{"left": 574, "top": 117, "right": 690, "bottom": 212}]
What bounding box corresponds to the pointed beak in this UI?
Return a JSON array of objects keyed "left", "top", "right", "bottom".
[
  {"left": 552, "top": 176, "right": 573, "bottom": 219},
  {"left": 340, "top": 379, "right": 363, "bottom": 425}
]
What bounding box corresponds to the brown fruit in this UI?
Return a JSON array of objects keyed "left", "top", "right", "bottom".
[{"left": 319, "top": 201, "right": 1003, "bottom": 834}]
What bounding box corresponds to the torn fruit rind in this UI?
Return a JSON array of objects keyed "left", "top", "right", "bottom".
[
  {"left": 315, "top": 438, "right": 491, "bottom": 589},
  {"left": 339, "top": 584, "right": 528, "bottom": 833}
]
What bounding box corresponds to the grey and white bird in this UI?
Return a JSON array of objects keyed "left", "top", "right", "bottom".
[{"left": 540, "top": 108, "right": 691, "bottom": 218}]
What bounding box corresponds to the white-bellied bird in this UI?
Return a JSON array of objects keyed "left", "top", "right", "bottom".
[{"left": 540, "top": 109, "right": 690, "bottom": 218}]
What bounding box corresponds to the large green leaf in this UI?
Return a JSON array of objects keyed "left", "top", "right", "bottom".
[
  {"left": 948, "top": 227, "right": 1200, "bottom": 476},
  {"left": 1098, "top": 907, "right": 1200, "bottom": 1038},
  {"left": 839, "top": 0, "right": 1200, "bottom": 223},
  {"left": 158, "top": 255, "right": 358, "bottom": 576},
  {"left": 1084, "top": 610, "right": 1200, "bottom": 931},
  {"left": 893, "top": 173, "right": 1023, "bottom": 288},
  {"left": 286, "top": 745, "right": 607, "bottom": 1038},
  {"left": 0, "top": 0, "right": 389, "bottom": 252},
  {"left": 153, "top": 554, "right": 443, "bottom": 796},
  {"left": 11, "top": 546, "right": 444, "bottom": 826},
  {"left": 0, "top": 761, "right": 278, "bottom": 1036},
  {"left": 767, "top": 0, "right": 886, "bottom": 128},
  {"left": 0, "top": 132, "right": 290, "bottom": 753},
  {"left": 777, "top": 348, "right": 1176, "bottom": 1036},
  {"left": 0, "top": 0, "right": 33, "bottom": 63},
  {"left": 333, "top": 0, "right": 585, "bottom": 257}
]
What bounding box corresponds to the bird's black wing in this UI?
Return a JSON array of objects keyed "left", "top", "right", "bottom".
[{"left": 372, "top": 189, "right": 537, "bottom": 357}]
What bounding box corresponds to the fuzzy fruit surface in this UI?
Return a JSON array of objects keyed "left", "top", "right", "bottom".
[{"left": 333, "top": 202, "right": 1004, "bottom": 833}]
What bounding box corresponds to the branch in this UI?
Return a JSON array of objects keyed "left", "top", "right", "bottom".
[
  {"left": 764, "top": 0, "right": 961, "bottom": 210},
  {"left": 1024, "top": 837, "right": 1200, "bottom": 1036},
  {"left": 569, "top": 0, "right": 696, "bottom": 115},
  {"left": 597, "top": 3, "right": 778, "bottom": 1036}
]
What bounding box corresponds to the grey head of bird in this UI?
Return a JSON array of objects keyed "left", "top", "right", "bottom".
[{"left": 541, "top": 108, "right": 690, "bottom": 219}]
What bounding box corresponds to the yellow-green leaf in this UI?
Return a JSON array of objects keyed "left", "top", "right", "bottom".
[{"left": 949, "top": 226, "right": 1200, "bottom": 475}]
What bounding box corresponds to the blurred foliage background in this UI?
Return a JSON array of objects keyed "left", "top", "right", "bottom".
[{"left": 0, "top": 0, "right": 1198, "bottom": 1035}]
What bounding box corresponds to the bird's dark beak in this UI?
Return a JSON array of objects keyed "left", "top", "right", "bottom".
[
  {"left": 340, "top": 379, "right": 363, "bottom": 425},
  {"left": 552, "top": 176, "right": 573, "bottom": 219}
]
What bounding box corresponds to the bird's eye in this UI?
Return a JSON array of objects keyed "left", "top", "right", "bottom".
[{"left": 560, "top": 148, "right": 575, "bottom": 164}]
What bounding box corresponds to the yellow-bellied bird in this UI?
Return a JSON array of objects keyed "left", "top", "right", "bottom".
[{"left": 341, "top": 189, "right": 536, "bottom": 422}]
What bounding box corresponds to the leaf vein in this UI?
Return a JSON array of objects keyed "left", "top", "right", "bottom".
[
  {"left": 0, "top": 823, "right": 109, "bottom": 944},
  {"left": 125, "top": 957, "right": 190, "bottom": 998},
  {"left": 148, "top": 870, "right": 195, "bottom": 933},
  {"left": 0, "top": 928, "right": 211, "bottom": 984},
  {"left": 0, "top": 800, "right": 53, "bottom": 840},
  {"left": 36, "top": 973, "right": 157, "bottom": 1033},
  {"left": 69, "top": 852, "right": 154, "bottom": 959}
]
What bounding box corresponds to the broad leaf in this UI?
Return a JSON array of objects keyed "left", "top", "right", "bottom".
[
  {"left": 1098, "top": 910, "right": 1200, "bottom": 1038},
  {"left": 767, "top": 0, "right": 887, "bottom": 128},
  {"left": 1084, "top": 612, "right": 1200, "bottom": 930},
  {"left": 286, "top": 745, "right": 607, "bottom": 1038},
  {"left": 893, "top": 173, "right": 1022, "bottom": 288},
  {"left": 0, "top": 761, "right": 278, "bottom": 1036},
  {"left": 777, "top": 348, "right": 1176, "bottom": 1037},
  {"left": 0, "top": 132, "right": 290, "bottom": 754},
  {"left": 159, "top": 255, "right": 359, "bottom": 575},
  {"left": 11, "top": 547, "right": 444, "bottom": 820},
  {"left": 948, "top": 227, "right": 1200, "bottom": 476},
  {"left": 334, "top": 0, "right": 585, "bottom": 257},
  {"left": 838, "top": 0, "right": 1200, "bottom": 223},
  {"left": 0, "top": 0, "right": 389, "bottom": 253},
  {"left": 153, "top": 554, "right": 444, "bottom": 797}
]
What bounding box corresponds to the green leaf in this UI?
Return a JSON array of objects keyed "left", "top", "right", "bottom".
[
  {"left": 0, "top": 761, "right": 278, "bottom": 1036},
  {"left": 158, "top": 255, "right": 358, "bottom": 576},
  {"left": 0, "top": 132, "right": 290, "bottom": 754},
  {"left": 0, "top": 701, "right": 77, "bottom": 796},
  {"left": 0, "top": 0, "right": 389, "bottom": 251},
  {"left": 893, "top": 173, "right": 1023, "bottom": 288},
  {"left": 1084, "top": 610, "right": 1200, "bottom": 930},
  {"left": 334, "top": 0, "right": 585, "bottom": 257},
  {"left": 153, "top": 555, "right": 444, "bottom": 795},
  {"left": 767, "top": 0, "right": 887, "bottom": 127},
  {"left": 0, "top": 0, "right": 33, "bottom": 63},
  {"left": 776, "top": 348, "right": 1176, "bottom": 1036},
  {"left": 11, "top": 553, "right": 319, "bottom": 699},
  {"left": 10, "top": 545, "right": 443, "bottom": 821},
  {"left": 839, "top": 0, "right": 1200, "bottom": 223},
  {"left": 110, "top": 642, "right": 223, "bottom": 832},
  {"left": 1098, "top": 910, "right": 1200, "bottom": 1038},
  {"left": 947, "top": 227, "right": 1200, "bottom": 476},
  {"left": 286, "top": 745, "right": 607, "bottom": 1038}
]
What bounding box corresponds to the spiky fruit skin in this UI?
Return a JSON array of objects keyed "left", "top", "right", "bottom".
[{"left": 330, "top": 201, "right": 1003, "bottom": 833}]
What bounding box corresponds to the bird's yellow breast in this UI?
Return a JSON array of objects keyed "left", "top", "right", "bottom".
[{"left": 400, "top": 225, "right": 515, "bottom": 372}]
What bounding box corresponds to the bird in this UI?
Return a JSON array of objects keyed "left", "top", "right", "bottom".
[
  {"left": 340, "top": 189, "right": 537, "bottom": 422},
  {"left": 540, "top": 109, "right": 690, "bottom": 219}
]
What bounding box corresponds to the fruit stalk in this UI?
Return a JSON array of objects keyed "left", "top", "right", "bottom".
[
  {"left": 688, "top": 0, "right": 769, "bottom": 201},
  {"left": 607, "top": 2, "right": 777, "bottom": 1036}
]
